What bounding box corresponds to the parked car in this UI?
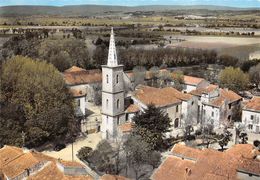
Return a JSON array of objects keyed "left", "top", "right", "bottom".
[{"left": 53, "top": 143, "right": 66, "bottom": 151}]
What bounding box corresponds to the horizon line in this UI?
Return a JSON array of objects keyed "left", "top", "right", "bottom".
[{"left": 0, "top": 4, "right": 260, "bottom": 9}]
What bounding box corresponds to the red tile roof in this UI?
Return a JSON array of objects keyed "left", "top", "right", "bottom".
[
  {"left": 183, "top": 75, "right": 206, "bottom": 86},
  {"left": 0, "top": 146, "right": 92, "bottom": 180},
  {"left": 243, "top": 96, "right": 260, "bottom": 112},
  {"left": 63, "top": 66, "right": 102, "bottom": 86},
  {"left": 190, "top": 84, "right": 218, "bottom": 96},
  {"left": 125, "top": 104, "right": 140, "bottom": 113},
  {"left": 133, "top": 85, "right": 182, "bottom": 108},
  {"left": 118, "top": 122, "right": 134, "bottom": 133},
  {"left": 152, "top": 144, "right": 260, "bottom": 180},
  {"left": 205, "top": 88, "right": 242, "bottom": 107}
]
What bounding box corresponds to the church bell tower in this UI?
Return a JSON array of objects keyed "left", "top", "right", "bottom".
[{"left": 101, "top": 27, "right": 125, "bottom": 139}]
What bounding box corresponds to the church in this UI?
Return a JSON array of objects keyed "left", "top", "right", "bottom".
[
  {"left": 100, "top": 28, "right": 198, "bottom": 140},
  {"left": 63, "top": 27, "right": 244, "bottom": 140}
]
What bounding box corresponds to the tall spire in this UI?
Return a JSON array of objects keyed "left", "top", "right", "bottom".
[{"left": 107, "top": 27, "right": 118, "bottom": 67}]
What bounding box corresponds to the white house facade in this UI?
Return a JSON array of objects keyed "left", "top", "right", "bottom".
[{"left": 242, "top": 96, "right": 260, "bottom": 133}]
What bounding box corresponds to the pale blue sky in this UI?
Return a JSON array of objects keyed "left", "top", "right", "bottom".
[{"left": 0, "top": 0, "right": 260, "bottom": 8}]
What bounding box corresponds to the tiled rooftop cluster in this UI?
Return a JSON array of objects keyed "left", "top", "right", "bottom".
[{"left": 152, "top": 144, "right": 260, "bottom": 180}]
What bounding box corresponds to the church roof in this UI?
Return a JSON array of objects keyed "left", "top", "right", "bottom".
[
  {"left": 107, "top": 27, "right": 118, "bottom": 67},
  {"left": 132, "top": 85, "right": 182, "bottom": 108}
]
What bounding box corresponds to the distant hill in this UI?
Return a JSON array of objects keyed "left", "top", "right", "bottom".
[{"left": 0, "top": 5, "right": 259, "bottom": 17}]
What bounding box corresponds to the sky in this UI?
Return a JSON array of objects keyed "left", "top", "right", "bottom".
[{"left": 0, "top": 0, "right": 260, "bottom": 8}]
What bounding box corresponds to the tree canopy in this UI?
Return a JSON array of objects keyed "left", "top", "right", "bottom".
[
  {"left": 0, "top": 56, "right": 77, "bottom": 147},
  {"left": 219, "top": 67, "right": 249, "bottom": 92},
  {"left": 132, "top": 105, "right": 171, "bottom": 150}
]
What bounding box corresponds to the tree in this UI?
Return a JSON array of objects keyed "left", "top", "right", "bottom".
[
  {"left": 218, "top": 129, "right": 232, "bottom": 151},
  {"left": 0, "top": 103, "right": 26, "bottom": 147},
  {"left": 149, "top": 66, "right": 159, "bottom": 87},
  {"left": 87, "top": 140, "right": 115, "bottom": 173},
  {"left": 38, "top": 38, "right": 91, "bottom": 71},
  {"left": 132, "top": 66, "right": 146, "bottom": 88},
  {"left": 249, "top": 63, "right": 260, "bottom": 88},
  {"left": 147, "top": 151, "right": 161, "bottom": 169},
  {"left": 77, "top": 146, "right": 93, "bottom": 161},
  {"left": 124, "top": 135, "right": 150, "bottom": 180},
  {"left": 239, "top": 132, "right": 248, "bottom": 144},
  {"left": 0, "top": 56, "right": 77, "bottom": 147},
  {"left": 172, "top": 70, "right": 184, "bottom": 91},
  {"left": 218, "top": 55, "right": 238, "bottom": 67},
  {"left": 219, "top": 67, "right": 249, "bottom": 92},
  {"left": 133, "top": 105, "right": 171, "bottom": 150}
]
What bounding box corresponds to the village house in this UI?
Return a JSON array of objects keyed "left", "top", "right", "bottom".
[
  {"left": 63, "top": 66, "right": 102, "bottom": 107},
  {"left": 126, "top": 85, "right": 198, "bottom": 137},
  {"left": 190, "top": 85, "right": 242, "bottom": 128},
  {"left": 242, "top": 96, "right": 260, "bottom": 134},
  {"left": 182, "top": 75, "right": 209, "bottom": 93},
  {"left": 151, "top": 143, "right": 260, "bottom": 180},
  {"left": 0, "top": 145, "right": 93, "bottom": 180}
]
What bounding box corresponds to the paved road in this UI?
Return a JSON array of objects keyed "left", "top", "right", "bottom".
[{"left": 42, "top": 133, "right": 102, "bottom": 162}]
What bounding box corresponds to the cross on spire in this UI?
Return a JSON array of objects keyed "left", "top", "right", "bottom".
[{"left": 107, "top": 27, "right": 118, "bottom": 67}]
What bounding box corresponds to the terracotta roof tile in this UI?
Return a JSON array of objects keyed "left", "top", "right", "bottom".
[
  {"left": 0, "top": 146, "right": 23, "bottom": 168},
  {"left": 118, "top": 122, "right": 134, "bottom": 133},
  {"left": 133, "top": 85, "right": 182, "bottom": 108},
  {"left": 171, "top": 143, "right": 202, "bottom": 160},
  {"left": 243, "top": 96, "right": 260, "bottom": 112},
  {"left": 2, "top": 152, "right": 42, "bottom": 178},
  {"left": 63, "top": 66, "right": 102, "bottom": 86},
  {"left": 237, "top": 158, "right": 260, "bottom": 176},
  {"left": 153, "top": 144, "right": 260, "bottom": 180},
  {"left": 205, "top": 88, "right": 242, "bottom": 107},
  {"left": 0, "top": 146, "right": 92, "bottom": 180},
  {"left": 125, "top": 104, "right": 140, "bottom": 113},
  {"left": 190, "top": 84, "right": 218, "bottom": 96},
  {"left": 183, "top": 75, "right": 206, "bottom": 86},
  {"left": 59, "top": 160, "right": 85, "bottom": 168},
  {"left": 152, "top": 156, "right": 195, "bottom": 180}
]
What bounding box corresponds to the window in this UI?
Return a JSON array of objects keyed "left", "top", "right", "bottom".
[
  {"left": 191, "top": 101, "right": 194, "bottom": 106},
  {"left": 212, "top": 111, "right": 214, "bottom": 117},
  {"left": 116, "top": 74, "right": 119, "bottom": 84},
  {"left": 85, "top": 97, "right": 87, "bottom": 102},
  {"left": 174, "top": 118, "right": 179, "bottom": 128},
  {"left": 117, "top": 99, "right": 120, "bottom": 109},
  {"left": 176, "top": 105, "right": 179, "bottom": 113},
  {"left": 117, "top": 116, "right": 120, "bottom": 125},
  {"left": 106, "top": 74, "right": 109, "bottom": 83},
  {"left": 203, "top": 109, "right": 206, "bottom": 115},
  {"left": 228, "top": 115, "right": 231, "bottom": 120},
  {"left": 106, "top": 116, "right": 108, "bottom": 124},
  {"left": 229, "top": 104, "right": 231, "bottom": 109},
  {"left": 77, "top": 99, "right": 80, "bottom": 107},
  {"left": 248, "top": 124, "right": 253, "bottom": 130},
  {"left": 251, "top": 115, "right": 254, "bottom": 120},
  {"left": 106, "top": 99, "right": 109, "bottom": 108}
]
